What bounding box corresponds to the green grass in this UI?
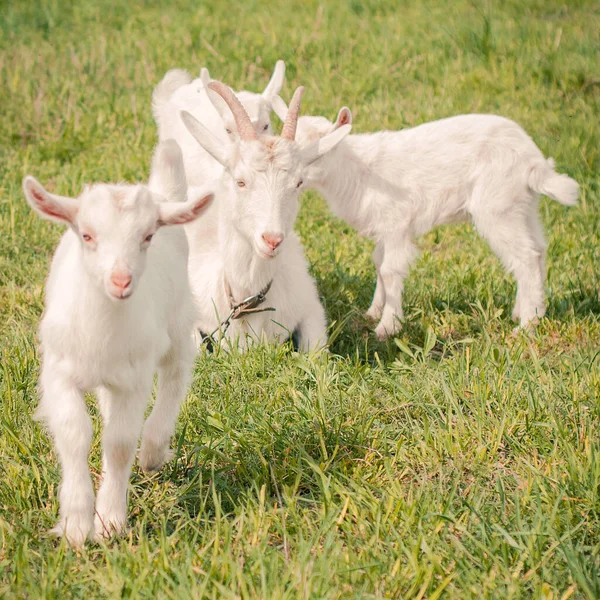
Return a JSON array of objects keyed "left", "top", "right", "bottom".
[{"left": 1, "top": 0, "right": 599, "bottom": 597}]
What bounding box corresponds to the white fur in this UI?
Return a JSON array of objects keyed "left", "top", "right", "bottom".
[
  {"left": 180, "top": 93, "right": 352, "bottom": 351},
  {"left": 23, "top": 141, "right": 213, "bottom": 546},
  {"left": 152, "top": 60, "right": 286, "bottom": 187},
  {"left": 152, "top": 63, "right": 294, "bottom": 336},
  {"left": 187, "top": 181, "right": 328, "bottom": 351},
  {"left": 289, "top": 110, "right": 579, "bottom": 339}
]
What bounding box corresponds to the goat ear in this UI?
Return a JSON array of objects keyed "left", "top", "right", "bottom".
[
  {"left": 270, "top": 95, "right": 288, "bottom": 122},
  {"left": 23, "top": 176, "right": 79, "bottom": 225},
  {"left": 203, "top": 83, "right": 230, "bottom": 121},
  {"left": 334, "top": 107, "right": 352, "bottom": 129},
  {"left": 157, "top": 191, "right": 214, "bottom": 226},
  {"left": 263, "top": 60, "right": 285, "bottom": 99},
  {"left": 180, "top": 110, "right": 230, "bottom": 167},
  {"left": 200, "top": 68, "right": 227, "bottom": 123},
  {"left": 200, "top": 67, "right": 211, "bottom": 87},
  {"left": 149, "top": 139, "right": 188, "bottom": 203},
  {"left": 301, "top": 124, "right": 351, "bottom": 166}
]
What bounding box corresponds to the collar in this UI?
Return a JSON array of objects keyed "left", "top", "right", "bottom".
[{"left": 223, "top": 276, "right": 275, "bottom": 320}]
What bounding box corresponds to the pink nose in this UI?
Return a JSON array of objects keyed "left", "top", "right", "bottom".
[
  {"left": 110, "top": 271, "right": 132, "bottom": 290},
  {"left": 262, "top": 232, "right": 284, "bottom": 251}
]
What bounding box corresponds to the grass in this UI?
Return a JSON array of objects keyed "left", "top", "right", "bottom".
[{"left": 1, "top": 0, "right": 599, "bottom": 597}]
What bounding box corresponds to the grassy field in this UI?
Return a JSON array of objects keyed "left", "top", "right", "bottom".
[{"left": 1, "top": 0, "right": 599, "bottom": 597}]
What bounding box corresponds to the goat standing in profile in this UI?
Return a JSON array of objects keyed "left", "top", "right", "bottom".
[{"left": 275, "top": 103, "right": 579, "bottom": 338}]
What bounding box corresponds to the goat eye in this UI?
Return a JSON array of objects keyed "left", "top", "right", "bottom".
[
  {"left": 296, "top": 180, "right": 303, "bottom": 188},
  {"left": 225, "top": 128, "right": 232, "bottom": 135},
  {"left": 144, "top": 233, "right": 154, "bottom": 242},
  {"left": 263, "top": 124, "right": 269, "bottom": 131},
  {"left": 82, "top": 233, "right": 93, "bottom": 242},
  {"left": 237, "top": 181, "right": 246, "bottom": 188}
]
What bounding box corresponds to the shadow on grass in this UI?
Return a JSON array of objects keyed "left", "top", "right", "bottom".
[
  {"left": 320, "top": 270, "right": 505, "bottom": 362},
  {"left": 320, "top": 266, "right": 600, "bottom": 364},
  {"left": 547, "top": 282, "right": 600, "bottom": 319},
  {"left": 137, "top": 418, "right": 373, "bottom": 523}
]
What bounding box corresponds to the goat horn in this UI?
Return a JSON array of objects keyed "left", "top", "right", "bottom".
[
  {"left": 281, "top": 86, "right": 304, "bottom": 141},
  {"left": 207, "top": 81, "right": 258, "bottom": 141}
]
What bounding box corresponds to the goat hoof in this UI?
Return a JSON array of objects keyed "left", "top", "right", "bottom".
[
  {"left": 93, "top": 513, "right": 126, "bottom": 542},
  {"left": 49, "top": 513, "right": 93, "bottom": 548},
  {"left": 518, "top": 312, "right": 543, "bottom": 330},
  {"left": 511, "top": 320, "right": 539, "bottom": 338},
  {"left": 375, "top": 323, "right": 392, "bottom": 341},
  {"left": 375, "top": 329, "right": 389, "bottom": 341},
  {"left": 365, "top": 306, "right": 383, "bottom": 321},
  {"left": 139, "top": 441, "right": 173, "bottom": 473}
]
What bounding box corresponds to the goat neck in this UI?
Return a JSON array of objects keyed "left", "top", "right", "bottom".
[{"left": 218, "top": 209, "right": 279, "bottom": 303}]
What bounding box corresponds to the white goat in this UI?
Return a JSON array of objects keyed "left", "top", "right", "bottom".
[
  {"left": 23, "top": 141, "right": 213, "bottom": 547},
  {"left": 179, "top": 81, "right": 352, "bottom": 350},
  {"left": 275, "top": 104, "right": 579, "bottom": 339},
  {"left": 152, "top": 60, "right": 286, "bottom": 186},
  {"left": 152, "top": 62, "right": 288, "bottom": 309}
]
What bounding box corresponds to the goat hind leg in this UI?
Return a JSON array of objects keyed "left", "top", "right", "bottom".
[{"left": 473, "top": 209, "right": 546, "bottom": 327}]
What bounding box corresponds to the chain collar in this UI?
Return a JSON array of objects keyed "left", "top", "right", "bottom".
[
  {"left": 199, "top": 276, "right": 275, "bottom": 348},
  {"left": 224, "top": 277, "right": 275, "bottom": 320}
]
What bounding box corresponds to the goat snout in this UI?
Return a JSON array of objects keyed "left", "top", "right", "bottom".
[
  {"left": 261, "top": 232, "right": 284, "bottom": 251},
  {"left": 110, "top": 270, "right": 132, "bottom": 293}
]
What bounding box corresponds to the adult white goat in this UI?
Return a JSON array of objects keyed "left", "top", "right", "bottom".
[
  {"left": 179, "top": 81, "right": 352, "bottom": 350},
  {"left": 152, "top": 60, "right": 286, "bottom": 186},
  {"left": 23, "top": 141, "right": 213, "bottom": 546},
  {"left": 274, "top": 104, "right": 579, "bottom": 339},
  {"left": 152, "top": 62, "right": 288, "bottom": 307}
]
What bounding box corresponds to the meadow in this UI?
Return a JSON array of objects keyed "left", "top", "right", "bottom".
[{"left": 1, "top": 0, "right": 599, "bottom": 597}]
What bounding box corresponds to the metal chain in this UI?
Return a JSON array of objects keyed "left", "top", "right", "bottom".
[{"left": 199, "top": 279, "right": 275, "bottom": 349}]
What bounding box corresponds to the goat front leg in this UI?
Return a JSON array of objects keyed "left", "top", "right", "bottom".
[
  {"left": 139, "top": 339, "right": 195, "bottom": 472},
  {"left": 375, "top": 238, "right": 418, "bottom": 340},
  {"left": 38, "top": 361, "right": 94, "bottom": 548},
  {"left": 366, "top": 244, "right": 386, "bottom": 320},
  {"left": 94, "top": 382, "right": 150, "bottom": 540}
]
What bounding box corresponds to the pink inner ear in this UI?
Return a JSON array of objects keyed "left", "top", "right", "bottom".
[
  {"left": 166, "top": 210, "right": 196, "bottom": 225},
  {"left": 192, "top": 195, "right": 212, "bottom": 214},
  {"left": 31, "top": 187, "right": 46, "bottom": 203},
  {"left": 159, "top": 194, "right": 213, "bottom": 226},
  {"left": 31, "top": 186, "right": 67, "bottom": 221},
  {"left": 339, "top": 110, "right": 350, "bottom": 127}
]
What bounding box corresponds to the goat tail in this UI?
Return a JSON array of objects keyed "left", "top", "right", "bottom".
[
  {"left": 528, "top": 158, "right": 579, "bottom": 206},
  {"left": 152, "top": 69, "right": 192, "bottom": 119}
]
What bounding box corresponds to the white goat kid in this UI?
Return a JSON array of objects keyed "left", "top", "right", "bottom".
[
  {"left": 23, "top": 141, "right": 213, "bottom": 547},
  {"left": 179, "top": 82, "right": 352, "bottom": 350},
  {"left": 278, "top": 106, "right": 579, "bottom": 339},
  {"left": 152, "top": 60, "right": 286, "bottom": 186}
]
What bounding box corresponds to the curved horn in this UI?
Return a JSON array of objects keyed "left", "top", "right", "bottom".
[
  {"left": 207, "top": 81, "right": 257, "bottom": 141},
  {"left": 281, "top": 86, "right": 304, "bottom": 141}
]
